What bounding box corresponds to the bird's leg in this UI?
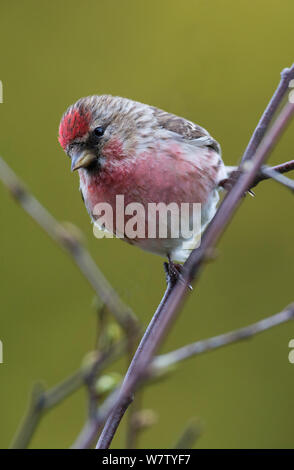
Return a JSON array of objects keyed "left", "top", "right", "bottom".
[
  {"left": 163, "top": 255, "right": 193, "bottom": 290},
  {"left": 163, "top": 255, "right": 183, "bottom": 287}
]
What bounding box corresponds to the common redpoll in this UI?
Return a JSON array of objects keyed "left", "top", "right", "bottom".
[{"left": 59, "top": 95, "right": 229, "bottom": 263}]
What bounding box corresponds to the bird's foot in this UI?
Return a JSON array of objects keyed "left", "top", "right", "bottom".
[
  {"left": 219, "top": 170, "right": 255, "bottom": 197},
  {"left": 163, "top": 256, "right": 192, "bottom": 290},
  {"left": 163, "top": 260, "right": 182, "bottom": 287}
]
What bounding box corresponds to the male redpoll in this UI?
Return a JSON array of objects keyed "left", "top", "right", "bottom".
[{"left": 58, "top": 95, "right": 229, "bottom": 265}]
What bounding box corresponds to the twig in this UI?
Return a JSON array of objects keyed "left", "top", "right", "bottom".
[
  {"left": 95, "top": 65, "right": 294, "bottom": 449},
  {"left": 256, "top": 165, "right": 294, "bottom": 191},
  {"left": 152, "top": 303, "right": 294, "bottom": 371},
  {"left": 241, "top": 66, "right": 294, "bottom": 163},
  {"left": 0, "top": 157, "right": 139, "bottom": 335},
  {"left": 173, "top": 419, "right": 202, "bottom": 449},
  {"left": 185, "top": 100, "right": 294, "bottom": 282},
  {"left": 220, "top": 159, "right": 294, "bottom": 191},
  {"left": 10, "top": 383, "right": 46, "bottom": 450},
  {"left": 5, "top": 64, "right": 294, "bottom": 450},
  {"left": 72, "top": 417, "right": 105, "bottom": 449},
  {"left": 10, "top": 339, "right": 125, "bottom": 448},
  {"left": 96, "top": 280, "right": 175, "bottom": 448},
  {"left": 270, "top": 159, "right": 294, "bottom": 173},
  {"left": 73, "top": 381, "right": 135, "bottom": 449},
  {"left": 92, "top": 302, "right": 294, "bottom": 449},
  {"left": 126, "top": 390, "right": 143, "bottom": 449},
  {"left": 0, "top": 158, "right": 140, "bottom": 448}
]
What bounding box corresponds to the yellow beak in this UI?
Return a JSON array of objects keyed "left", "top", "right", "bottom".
[{"left": 71, "top": 150, "right": 97, "bottom": 171}]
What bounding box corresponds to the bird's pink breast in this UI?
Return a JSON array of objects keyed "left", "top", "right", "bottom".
[{"left": 79, "top": 142, "right": 220, "bottom": 241}]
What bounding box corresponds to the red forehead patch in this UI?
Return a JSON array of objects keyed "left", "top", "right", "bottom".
[{"left": 58, "top": 108, "right": 91, "bottom": 149}]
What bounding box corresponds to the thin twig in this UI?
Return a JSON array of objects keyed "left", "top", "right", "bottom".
[
  {"left": 220, "top": 159, "right": 294, "bottom": 191},
  {"left": 173, "top": 419, "right": 202, "bottom": 449},
  {"left": 257, "top": 165, "right": 294, "bottom": 191},
  {"left": 74, "top": 281, "right": 174, "bottom": 449},
  {"left": 96, "top": 280, "right": 175, "bottom": 448},
  {"left": 5, "top": 64, "right": 294, "bottom": 450},
  {"left": 126, "top": 390, "right": 143, "bottom": 449},
  {"left": 152, "top": 303, "right": 294, "bottom": 371},
  {"left": 269, "top": 159, "right": 294, "bottom": 175},
  {"left": 10, "top": 339, "right": 125, "bottom": 448},
  {"left": 10, "top": 383, "right": 46, "bottom": 450},
  {"left": 95, "top": 65, "right": 294, "bottom": 449},
  {"left": 72, "top": 417, "right": 105, "bottom": 449},
  {"left": 185, "top": 100, "right": 294, "bottom": 282},
  {"left": 0, "top": 157, "right": 140, "bottom": 449},
  {"left": 0, "top": 157, "right": 139, "bottom": 335},
  {"left": 71, "top": 384, "right": 123, "bottom": 449},
  {"left": 241, "top": 66, "right": 294, "bottom": 163}
]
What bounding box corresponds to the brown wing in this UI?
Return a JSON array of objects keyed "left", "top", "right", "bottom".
[{"left": 151, "top": 106, "right": 220, "bottom": 153}]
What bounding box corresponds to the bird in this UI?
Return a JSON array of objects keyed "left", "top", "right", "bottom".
[{"left": 58, "top": 95, "right": 230, "bottom": 277}]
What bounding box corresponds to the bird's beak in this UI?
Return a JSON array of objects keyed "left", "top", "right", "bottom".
[{"left": 71, "top": 150, "right": 97, "bottom": 171}]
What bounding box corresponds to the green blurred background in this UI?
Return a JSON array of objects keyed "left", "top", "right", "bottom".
[{"left": 1, "top": 0, "right": 294, "bottom": 449}]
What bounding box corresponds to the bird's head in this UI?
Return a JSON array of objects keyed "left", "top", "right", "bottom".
[{"left": 58, "top": 95, "right": 154, "bottom": 173}]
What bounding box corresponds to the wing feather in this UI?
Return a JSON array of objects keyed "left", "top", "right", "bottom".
[{"left": 151, "top": 106, "right": 221, "bottom": 154}]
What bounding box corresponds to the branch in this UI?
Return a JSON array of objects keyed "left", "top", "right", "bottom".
[
  {"left": 67, "top": 300, "right": 294, "bottom": 449},
  {"left": 10, "top": 339, "right": 125, "bottom": 448},
  {"left": 0, "top": 157, "right": 139, "bottom": 335},
  {"left": 220, "top": 159, "right": 294, "bottom": 191},
  {"left": 71, "top": 384, "right": 124, "bottom": 449},
  {"left": 126, "top": 390, "right": 143, "bottom": 449},
  {"left": 96, "top": 281, "right": 175, "bottom": 448},
  {"left": 95, "top": 64, "right": 294, "bottom": 449},
  {"left": 254, "top": 164, "right": 294, "bottom": 191},
  {"left": 173, "top": 419, "right": 202, "bottom": 449},
  {"left": 241, "top": 66, "right": 294, "bottom": 163},
  {"left": 261, "top": 159, "right": 294, "bottom": 177},
  {"left": 152, "top": 303, "right": 294, "bottom": 371}
]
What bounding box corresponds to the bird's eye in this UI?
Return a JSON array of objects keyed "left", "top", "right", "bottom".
[{"left": 93, "top": 126, "right": 105, "bottom": 137}]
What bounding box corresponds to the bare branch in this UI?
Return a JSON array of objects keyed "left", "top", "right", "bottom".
[
  {"left": 220, "top": 159, "right": 294, "bottom": 191},
  {"left": 262, "top": 159, "right": 294, "bottom": 176},
  {"left": 10, "top": 383, "right": 46, "bottom": 450},
  {"left": 95, "top": 64, "right": 294, "bottom": 449},
  {"left": 72, "top": 418, "right": 104, "bottom": 449},
  {"left": 173, "top": 419, "right": 202, "bottom": 449},
  {"left": 0, "top": 157, "right": 139, "bottom": 335},
  {"left": 241, "top": 65, "right": 294, "bottom": 163},
  {"left": 152, "top": 303, "right": 294, "bottom": 371},
  {"left": 92, "top": 302, "right": 294, "bottom": 449},
  {"left": 126, "top": 391, "right": 143, "bottom": 449},
  {"left": 72, "top": 385, "right": 131, "bottom": 449},
  {"left": 96, "top": 280, "right": 175, "bottom": 448},
  {"left": 5, "top": 65, "right": 294, "bottom": 450},
  {"left": 256, "top": 165, "right": 294, "bottom": 191},
  {"left": 255, "top": 160, "right": 294, "bottom": 182},
  {"left": 10, "top": 339, "right": 125, "bottom": 448}
]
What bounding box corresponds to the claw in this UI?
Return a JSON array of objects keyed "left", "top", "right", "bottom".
[{"left": 164, "top": 256, "right": 193, "bottom": 290}]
